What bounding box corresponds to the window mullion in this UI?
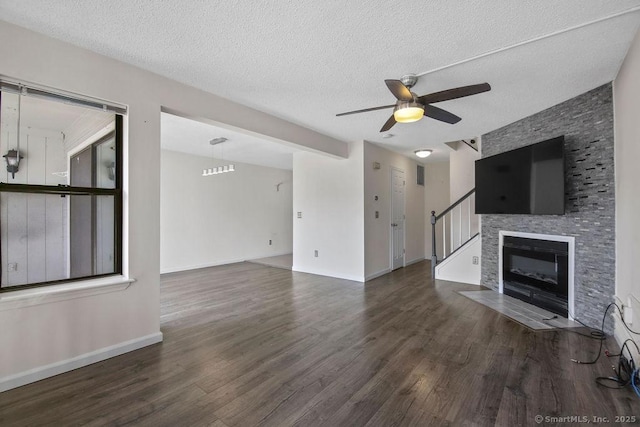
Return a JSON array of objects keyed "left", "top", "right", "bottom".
[{"left": 0, "top": 183, "right": 120, "bottom": 197}]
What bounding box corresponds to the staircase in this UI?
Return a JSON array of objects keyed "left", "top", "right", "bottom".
[{"left": 430, "top": 188, "right": 479, "bottom": 277}]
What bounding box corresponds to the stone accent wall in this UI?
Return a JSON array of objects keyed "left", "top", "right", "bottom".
[{"left": 480, "top": 84, "right": 615, "bottom": 330}]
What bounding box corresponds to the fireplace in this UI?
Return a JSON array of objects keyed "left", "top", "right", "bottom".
[{"left": 499, "top": 231, "right": 574, "bottom": 318}]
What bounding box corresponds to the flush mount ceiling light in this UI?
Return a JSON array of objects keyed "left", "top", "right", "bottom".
[{"left": 414, "top": 149, "right": 433, "bottom": 158}]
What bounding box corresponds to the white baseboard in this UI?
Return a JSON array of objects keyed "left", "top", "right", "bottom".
[
  {"left": 292, "top": 266, "right": 364, "bottom": 283},
  {"left": 365, "top": 257, "right": 424, "bottom": 281},
  {"left": 161, "top": 257, "right": 247, "bottom": 274},
  {"left": 365, "top": 268, "right": 391, "bottom": 281},
  {"left": 161, "top": 251, "right": 293, "bottom": 274},
  {"left": 0, "top": 332, "right": 163, "bottom": 393},
  {"left": 405, "top": 257, "right": 425, "bottom": 267}
]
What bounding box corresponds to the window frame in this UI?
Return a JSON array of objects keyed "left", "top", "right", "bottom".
[{"left": 0, "top": 114, "right": 124, "bottom": 293}]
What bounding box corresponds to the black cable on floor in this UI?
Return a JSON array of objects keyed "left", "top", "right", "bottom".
[
  {"left": 596, "top": 340, "right": 637, "bottom": 388},
  {"left": 570, "top": 303, "right": 614, "bottom": 365},
  {"left": 568, "top": 303, "right": 640, "bottom": 396}
]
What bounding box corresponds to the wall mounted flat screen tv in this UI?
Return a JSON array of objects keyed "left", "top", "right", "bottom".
[{"left": 475, "top": 136, "right": 565, "bottom": 215}]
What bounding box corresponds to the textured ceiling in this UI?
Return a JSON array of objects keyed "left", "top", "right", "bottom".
[{"left": 1, "top": 1, "right": 639, "bottom": 163}]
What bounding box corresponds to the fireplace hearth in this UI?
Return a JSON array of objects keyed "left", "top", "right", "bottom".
[{"left": 499, "top": 232, "right": 574, "bottom": 318}]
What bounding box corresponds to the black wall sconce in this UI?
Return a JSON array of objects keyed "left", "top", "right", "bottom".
[
  {"left": 3, "top": 149, "right": 23, "bottom": 179},
  {"left": 107, "top": 161, "right": 115, "bottom": 181}
]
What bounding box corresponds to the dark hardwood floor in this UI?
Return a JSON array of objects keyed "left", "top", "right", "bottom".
[{"left": 1, "top": 261, "right": 638, "bottom": 426}]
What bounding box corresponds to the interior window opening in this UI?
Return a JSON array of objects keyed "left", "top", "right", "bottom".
[{"left": 0, "top": 83, "right": 124, "bottom": 291}]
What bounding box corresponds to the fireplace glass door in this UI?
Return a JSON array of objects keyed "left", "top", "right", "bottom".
[{"left": 502, "top": 236, "right": 569, "bottom": 316}]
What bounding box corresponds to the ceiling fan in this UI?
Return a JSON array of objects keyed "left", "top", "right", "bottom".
[{"left": 336, "top": 74, "right": 491, "bottom": 132}]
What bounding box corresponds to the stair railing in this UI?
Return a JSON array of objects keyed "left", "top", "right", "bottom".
[{"left": 430, "top": 188, "right": 478, "bottom": 275}]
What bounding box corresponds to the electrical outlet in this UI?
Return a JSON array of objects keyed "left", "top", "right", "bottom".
[
  {"left": 269, "top": 239, "right": 272, "bottom": 245},
  {"left": 7, "top": 262, "right": 17, "bottom": 272},
  {"left": 472, "top": 256, "right": 479, "bottom": 265},
  {"left": 375, "top": 211, "right": 379, "bottom": 218},
  {"left": 314, "top": 250, "right": 318, "bottom": 257},
  {"left": 297, "top": 212, "right": 302, "bottom": 218}
]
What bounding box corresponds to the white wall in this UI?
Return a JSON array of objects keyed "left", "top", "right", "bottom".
[
  {"left": 449, "top": 140, "right": 480, "bottom": 203},
  {"left": 292, "top": 140, "right": 425, "bottom": 282},
  {"left": 424, "top": 161, "right": 450, "bottom": 264},
  {"left": 292, "top": 142, "right": 364, "bottom": 282},
  {"left": 0, "top": 20, "right": 346, "bottom": 390},
  {"left": 160, "top": 150, "right": 292, "bottom": 273},
  {"left": 363, "top": 142, "right": 425, "bottom": 279},
  {"left": 434, "top": 235, "right": 481, "bottom": 285},
  {"left": 448, "top": 141, "right": 480, "bottom": 251},
  {"left": 613, "top": 28, "right": 640, "bottom": 352}
]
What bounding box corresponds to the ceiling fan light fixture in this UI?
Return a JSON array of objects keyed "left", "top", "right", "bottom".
[
  {"left": 393, "top": 101, "right": 424, "bottom": 123},
  {"left": 414, "top": 149, "right": 433, "bottom": 158}
]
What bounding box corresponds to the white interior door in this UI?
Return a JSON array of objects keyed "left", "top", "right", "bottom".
[{"left": 391, "top": 168, "right": 405, "bottom": 270}]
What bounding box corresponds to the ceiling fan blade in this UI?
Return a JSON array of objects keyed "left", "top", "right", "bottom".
[
  {"left": 385, "top": 80, "right": 413, "bottom": 101},
  {"left": 418, "top": 83, "right": 491, "bottom": 105},
  {"left": 423, "top": 105, "right": 461, "bottom": 124},
  {"left": 380, "top": 115, "right": 396, "bottom": 132},
  {"left": 336, "top": 104, "right": 395, "bottom": 117}
]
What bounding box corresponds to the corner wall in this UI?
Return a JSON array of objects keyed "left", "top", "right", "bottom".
[
  {"left": 449, "top": 141, "right": 480, "bottom": 203},
  {"left": 292, "top": 142, "right": 365, "bottom": 281},
  {"left": 481, "top": 84, "right": 615, "bottom": 329},
  {"left": 448, "top": 141, "right": 480, "bottom": 250},
  {"left": 160, "top": 150, "right": 292, "bottom": 273},
  {"left": 363, "top": 142, "right": 425, "bottom": 279},
  {"left": 614, "top": 28, "right": 640, "bottom": 347}
]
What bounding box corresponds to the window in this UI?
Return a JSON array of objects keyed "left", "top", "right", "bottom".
[{"left": 0, "top": 81, "right": 125, "bottom": 291}]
